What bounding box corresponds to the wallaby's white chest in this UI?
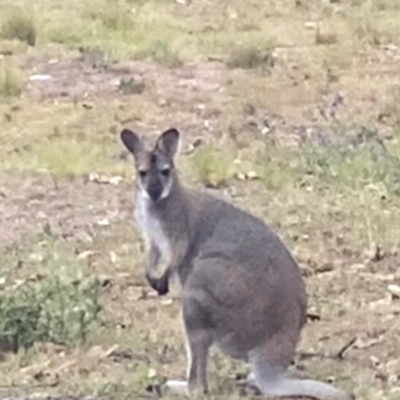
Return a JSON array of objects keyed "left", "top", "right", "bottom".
[{"left": 134, "top": 192, "right": 171, "bottom": 260}]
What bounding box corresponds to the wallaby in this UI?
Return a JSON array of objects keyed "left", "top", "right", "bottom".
[{"left": 120, "top": 127, "right": 354, "bottom": 400}]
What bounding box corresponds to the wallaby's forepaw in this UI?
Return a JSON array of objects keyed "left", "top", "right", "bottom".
[{"left": 146, "top": 273, "right": 169, "bottom": 296}]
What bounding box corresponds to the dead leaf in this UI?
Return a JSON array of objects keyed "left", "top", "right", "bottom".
[{"left": 77, "top": 250, "right": 96, "bottom": 260}]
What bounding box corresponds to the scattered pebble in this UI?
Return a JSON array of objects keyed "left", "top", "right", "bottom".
[
  {"left": 246, "top": 170, "right": 259, "bottom": 180},
  {"left": 29, "top": 74, "right": 53, "bottom": 82},
  {"left": 235, "top": 171, "right": 259, "bottom": 181},
  {"left": 110, "top": 251, "right": 117, "bottom": 264},
  {"left": 388, "top": 284, "right": 400, "bottom": 299},
  {"left": 304, "top": 21, "right": 318, "bottom": 30},
  {"left": 97, "top": 218, "right": 110, "bottom": 226},
  {"left": 236, "top": 172, "right": 246, "bottom": 181},
  {"left": 29, "top": 253, "right": 43, "bottom": 262},
  {"left": 148, "top": 368, "right": 157, "bottom": 378}
]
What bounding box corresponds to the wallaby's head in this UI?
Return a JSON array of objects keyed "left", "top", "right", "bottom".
[{"left": 120, "top": 128, "right": 180, "bottom": 203}]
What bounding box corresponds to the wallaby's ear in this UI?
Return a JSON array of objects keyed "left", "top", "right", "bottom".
[
  {"left": 155, "top": 128, "right": 180, "bottom": 158},
  {"left": 120, "top": 129, "right": 142, "bottom": 158}
]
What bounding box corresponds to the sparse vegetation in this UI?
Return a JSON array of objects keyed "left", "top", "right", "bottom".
[
  {"left": 82, "top": 0, "right": 135, "bottom": 31},
  {"left": 0, "top": 5, "right": 36, "bottom": 46},
  {"left": 141, "top": 40, "right": 183, "bottom": 68},
  {"left": 301, "top": 128, "right": 400, "bottom": 195},
  {"left": 191, "top": 145, "right": 235, "bottom": 188},
  {"left": 226, "top": 45, "right": 275, "bottom": 70},
  {"left": 0, "top": 62, "right": 23, "bottom": 97},
  {"left": 34, "top": 139, "right": 103, "bottom": 178},
  {"left": 0, "top": 233, "right": 102, "bottom": 352}
]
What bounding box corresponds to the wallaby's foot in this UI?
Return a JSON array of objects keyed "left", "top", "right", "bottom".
[
  {"left": 250, "top": 356, "right": 353, "bottom": 400},
  {"left": 146, "top": 273, "right": 169, "bottom": 296},
  {"left": 235, "top": 372, "right": 258, "bottom": 388},
  {"left": 246, "top": 371, "right": 256, "bottom": 386},
  {"left": 164, "top": 380, "right": 189, "bottom": 396}
]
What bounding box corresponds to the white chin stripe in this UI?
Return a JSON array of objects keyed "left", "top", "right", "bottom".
[
  {"left": 160, "top": 180, "right": 173, "bottom": 200},
  {"left": 138, "top": 185, "right": 151, "bottom": 200}
]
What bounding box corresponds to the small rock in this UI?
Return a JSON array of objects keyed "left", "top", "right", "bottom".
[
  {"left": 29, "top": 74, "right": 52, "bottom": 81},
  {"left": 261, "top": 126, "right": 270, "bottom": 135},
  {"left": 388, "top": 284, "right": 400, "bottom": 299},
  {"left": 97, "top": 218, "right": 110, "bottom": 226},
  {"left": 246, "top": 171, "right": 259, "bottom": 180},
  {"left": 110, "top": 251, "right": 117, "bottom": 264},
  {"left": 148, "top": 368, "right": 157, "bottom": 378},
  {"left": 29, "top": 253, "right": 43, "bottom": 262},
  {"left": 305, "top": 21, "right": 318, "bottom": 30},
  {"left": 236, "top": 172, "right": 246, "bottom": 181},
  {"left": 350, "top": 263, "right": 366, "bottom": 271}
]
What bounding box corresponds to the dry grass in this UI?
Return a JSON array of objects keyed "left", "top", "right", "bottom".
[
  {"left": 0, "top": 61, "right": 24, "bottom": 97},
  {"left": 1, "top": 0, "right": 400, "bottom": 399},
  {"left": 0, "top": 5, "right": 36, "bottom": 46}
]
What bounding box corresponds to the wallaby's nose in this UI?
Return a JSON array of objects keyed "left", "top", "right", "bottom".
[{"left": 148, "top": 182, "right": 163, "bottom": 202}]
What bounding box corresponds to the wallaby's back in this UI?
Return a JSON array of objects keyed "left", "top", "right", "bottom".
[{"left": 179, "top": 190, "right": 307, "bottom": 364}]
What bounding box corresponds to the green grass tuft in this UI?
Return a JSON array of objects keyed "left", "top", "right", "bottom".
[
  {"left": 0, "top": 6, "right": 36, "bottom": 46},
  {"left": 191, "top": 145, "right": 235, "bottom": 188},
  {"left": 0, "top": 233, "right": 102, "bottom": 352},
  {"left": 0, "top": 62, "right": 24, "bottom": 97},
  {"left": 226, "top": 45, "right": 275, "bottom": 70}
]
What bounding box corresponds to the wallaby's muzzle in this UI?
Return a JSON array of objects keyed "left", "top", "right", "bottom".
[{"left": 147, "top": 180, "right": 163, "bottom": 202}]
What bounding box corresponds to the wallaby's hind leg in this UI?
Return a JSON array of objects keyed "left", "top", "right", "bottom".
[
  {"left": 249, "top": 348, "right": 353, "bottom": 400},
  {"left": 185, "top": 327, "right": 212, "bottom": 394},
  {"left": 165, "top": 293, "right": 213, "bottom": 396}
]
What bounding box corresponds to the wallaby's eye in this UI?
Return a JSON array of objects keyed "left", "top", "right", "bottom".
[
  {"left": 161, "top": 168, "right": 170, "bottom": 177},
  {"left": 138, "top": 170, "right": 147, "bottom": 178}
]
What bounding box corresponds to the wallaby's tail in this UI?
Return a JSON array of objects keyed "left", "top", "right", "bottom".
[{"left": 250, "top": 360, "right": 353, "bottom": 400}]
